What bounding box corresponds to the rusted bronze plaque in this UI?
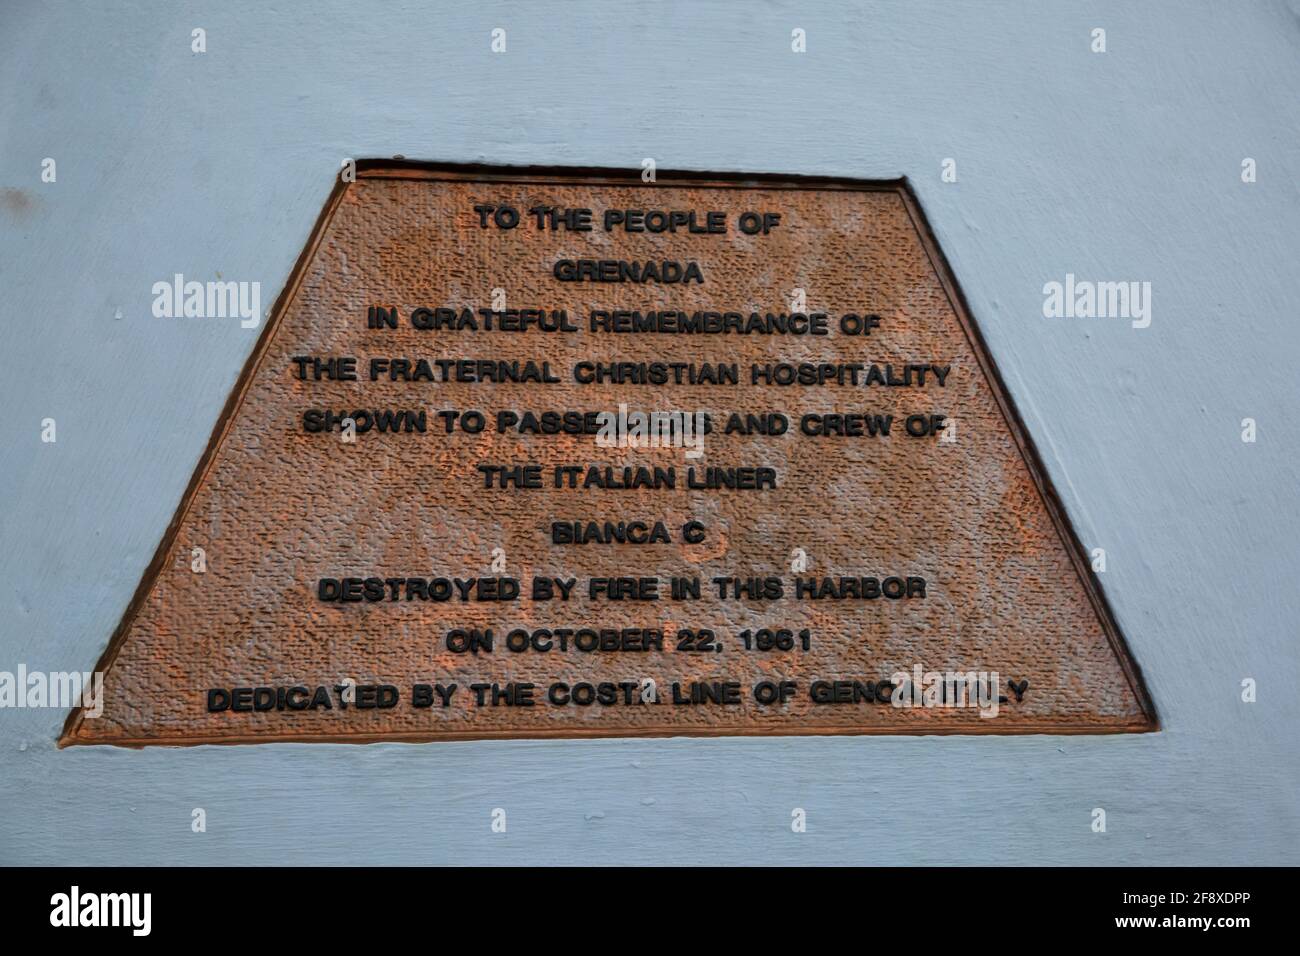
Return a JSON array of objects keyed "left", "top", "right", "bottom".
[{"left": 64, "top": 165, "right": 1154, "bottom": 746}]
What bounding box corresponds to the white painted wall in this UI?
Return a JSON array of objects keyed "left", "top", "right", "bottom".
[{"left": 2, "top": 0, "right": 1297, "bottom": 864}]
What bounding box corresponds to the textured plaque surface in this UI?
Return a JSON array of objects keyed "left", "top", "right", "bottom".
[{"left": 64, "top": 165, "right": 1154, "bottom": 745}]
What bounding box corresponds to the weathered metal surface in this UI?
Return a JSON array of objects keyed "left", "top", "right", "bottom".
[{"left": 64, "top": 166, "right": 1154, "bottom": 745}]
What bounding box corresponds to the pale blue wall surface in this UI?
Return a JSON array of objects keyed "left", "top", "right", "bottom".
[{"left": 1, "top": 0, "right": 1297, "bottom": 864}]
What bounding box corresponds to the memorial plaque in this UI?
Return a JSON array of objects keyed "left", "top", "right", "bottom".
[{"left": 62, "top": 165, "right": 1155, "bottom": 746}]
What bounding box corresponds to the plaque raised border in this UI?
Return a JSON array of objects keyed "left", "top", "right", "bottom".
[{"left": 60, "top": 162, "right": 1157, "bottom": 746}]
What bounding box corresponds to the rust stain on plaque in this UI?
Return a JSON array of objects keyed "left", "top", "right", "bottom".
[{"left": 62, "top": 164, "right": 1155, "bottom": 746}]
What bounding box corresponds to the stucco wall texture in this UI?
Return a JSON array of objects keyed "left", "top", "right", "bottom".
[{"left": 2, "top": 1, "right": 1297, "bottom": 865}]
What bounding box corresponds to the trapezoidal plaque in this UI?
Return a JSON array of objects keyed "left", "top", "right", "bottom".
[{"left": 63, "top": 164, "right": 1155, "bottom": 746}]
